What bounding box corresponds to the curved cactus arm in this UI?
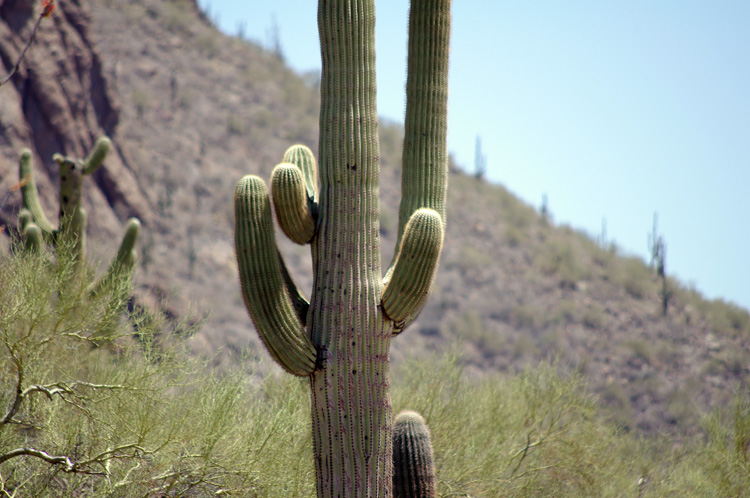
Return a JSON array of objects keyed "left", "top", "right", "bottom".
[
  {"left": 391, "top": 0, "right": 451, "bottom": 267},
  {"left": 271, "top": 163, "right": 316, "bottom": 244},
  {"left": 234, "top": 175, "right": 316, "bottom": 376},
  {"left": 22, "top": 222, "right": 43, "bottom": 253},
  {"left": 18, "top": 149, "right": 56, "bottom": 235},
  {"left": 392, "top": 410, "right": 437, "bottom": 498},
  {"left": 82, "top": 136, "right": 111, "bottom": 175},
  {"left": 382, "top": 208, "right": 443, "bottom": 334},
  {"left": 282, "top": 144, "right": 319, "bottom": 209},
  {"left": 88, "top": 218, "right": 140, "bottom": 297}
]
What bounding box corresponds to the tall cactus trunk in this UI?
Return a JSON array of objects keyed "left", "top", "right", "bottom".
[
  {"left": 233, "top": 0, "right": 450, "bottom": 496},
  {"left": 309, "top": 1, "right": 393, "bottom": 495}
]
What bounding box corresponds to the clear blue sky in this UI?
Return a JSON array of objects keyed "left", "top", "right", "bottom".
[{"left": 199, "top": 0, "right": 750, "bottom": 311}]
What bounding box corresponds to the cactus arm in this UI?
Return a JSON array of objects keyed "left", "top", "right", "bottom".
[
  {"left": 17, "top": 208, "right": 33, "bottom": 231},
  {"left": 283, "top": 144, "right": 319, "bottom": 209},
  {"left": 277, "top": 248, "right": 311, "bottom": 325},
  {"left": 391, "top": 0, "right": 451, "bottom": 266},
  {"left": 71, "top": 207, "right": 87, "bottom": 268},
  {"left": 22, "top": 222, "right": 43, "bottom": 253},
  {"left": 271, "top": 163, "right": 316, "bottom": 244},
  {"left": 88, "top": 218, "right": 140, "bottom": 297},
  {"left": 382, "top": 208, "right": 443, "bottom": 334},
  {"left": 234, "top": 175, "right": 316, "bottom": 376},
  {"left": 18, "top": 149, "right": 56, "bottom": 235},
  {"left": 82, "top": 136, "right": 111, "bottom": 175},
  {"left": 392, "top": 410, "right": 437, "bottom": 498}
]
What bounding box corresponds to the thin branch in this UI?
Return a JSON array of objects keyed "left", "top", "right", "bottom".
[
  {"left": 0, "top": 447, "right": 74, "bottom": 470},
  {"left": 0, "top": 2, "right": 56, "bottom": 88},
  {"left": 1, "top": 353, "right": 24, "bottom": 426}
]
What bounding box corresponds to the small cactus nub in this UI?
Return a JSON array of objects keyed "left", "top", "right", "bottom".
[{"left": 393, "top": 410, "right": 437, "bottom": 498}]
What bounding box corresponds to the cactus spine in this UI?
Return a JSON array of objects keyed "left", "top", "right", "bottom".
[
  {"left": 393, "top": 410, "right": 437, "bottom": 498},
  {"left": 233, "top": 0, "right": 450, "bottom": 495}
]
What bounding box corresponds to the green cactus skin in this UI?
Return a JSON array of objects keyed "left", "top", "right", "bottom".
[
  {"left": 392, "top": 410, "right": 437, "bottom": 498},
  {"left": 283, "top": 144, "right": 319, "bottom": 209},
  {"left": 19, "top": 149, "right": 56, "bottom": 235},
  {"left": 88, "top": 218, "right": 141, "bottom": 297},
  {"left": 382, "top": 208, "right": 444, "bottom": 332},
  {"left": 234, "top": 176, "right": 316, "bottom": 376},
  {"left": 22, "top": 222, "right": 43, "bottom": 253},
  {"left": 17, "top": 208, "right": 33, "bottom": 232},
  {"left": 71, "top": 207, "right": 87, "bottom": 267},
  {"left": 82, "top": 136, "right": 111, "bottom": 175},
  {"left": 20, "top": 137, "right": 111, "bottom": 238},
  {"left": 271, "top": 163, "right": 316, "bottom": 244},
  {"left": 233, "top": 0, "right": 450, "bottom": 495}
]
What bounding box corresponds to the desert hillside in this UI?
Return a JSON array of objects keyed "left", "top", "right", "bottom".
[{"left": 1, "top": 0, "right": 748, "bottom": 438}]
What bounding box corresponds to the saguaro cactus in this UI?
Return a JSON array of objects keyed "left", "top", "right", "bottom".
[
  {"left": 233, "top": 0, "right": 451, "bottom": 495},
  {"left": 392, "top": 410, "right": 437, "bottom": 498},
  {"left": 17, "top": 139, "right": 140, "bottom": 280}
]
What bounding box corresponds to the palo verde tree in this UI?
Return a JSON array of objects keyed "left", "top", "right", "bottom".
[{"left": 233, "top": 0, "right": 451, "bottom": 495}]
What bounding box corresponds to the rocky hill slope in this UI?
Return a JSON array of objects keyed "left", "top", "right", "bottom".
[{"left": 1, "top": 0, "right": 748, "bottom": 437}]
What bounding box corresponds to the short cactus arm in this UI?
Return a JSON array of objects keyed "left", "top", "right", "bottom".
[
  {"left": 22, "top": 223, "right": 43, "bottom": 253},
  {"left": 394, "top": 0, "right": 451, "bottom": 248},
  {"left": 234, "top": 175, "right": 316, "bottom": 376},
  {"left": 82, "top": 136, "right": 111, "bottom": 175},
  {"left": 382, "top": 208, "right": 443, "bottom": 333},
  {"left": 18, "top": 149, "right": 56, "bottom": 234},
  {"left": 88, "top": 218, "right": 140, "bottom": 297},
  {"left": 17, "top": 208, "right": 33, "bottom": 231},
  {"left": 283, "top": 144, "right": 319, "bottom": 208},
  {"left": 271, "top": 163, "right": 316, "bottom": 244}
]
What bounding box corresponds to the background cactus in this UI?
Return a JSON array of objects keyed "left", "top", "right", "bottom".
[
  {"left": 392, "top": 410, "right": 437, "bottom": 498},
  {"left": 16, "top": 139, "right": 140, "bottom": 289},
  {"left": 233, "top": 0, "right": 450, "bottom": 495}
]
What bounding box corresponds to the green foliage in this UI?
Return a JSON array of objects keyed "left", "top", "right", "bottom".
[
  {"left": 615, "top": 256, "right": 653, "bottom": 300},
  {"left": 2, "top": 264, "right": 750, "bottom": 498},
  {"left": 535, "top": 236, "right": 588, "bottom": 287},
  {"left": 0, "top": 241, "right": 314, "bottom": 497}
]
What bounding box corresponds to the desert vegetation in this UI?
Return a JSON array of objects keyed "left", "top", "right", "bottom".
[
  {"left": 2, "top": 0, "right": 750, "bottom": 496},
  {"left": 2, "top": 246, "right": 750, "bottom": 497}
]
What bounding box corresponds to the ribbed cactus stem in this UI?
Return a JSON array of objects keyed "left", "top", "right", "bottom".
[
  {"left": 283, "top": 144, "right": 319, "bottom": 207},
  {"left": 395, "top": 0, "right": 451, "bottom": 252},
  {"left": 271, "top": 163, "right": 316, "bottom": 244},
  {"left": 233, "top": 0, "right": 450, "bottom": 495},
  {"left": 82, "top": 136, "right": 111, "bottom": 175},
  {"left": 19, "top": 149, "right": 55, "bottom": 235},
  {"left": 392, "top": 410, "right": 437, "bottom": 498},
  {"left": 382, "top": 208, "right": 444, "bottom": 329},
  {"left": 234, "top": 176, "right": 316, "bottom": 376}
]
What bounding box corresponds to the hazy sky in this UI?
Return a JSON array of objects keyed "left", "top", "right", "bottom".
[{"left": 199, "top": 0, "right": 749, "bottom": 310}]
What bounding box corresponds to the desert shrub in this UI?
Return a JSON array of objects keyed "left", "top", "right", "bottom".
[
  {"left": 614, "top": 256, "right": 653, "bottom": 300},
  {"left": 582, "top": 305, "right": 607, "bottom": 330},
  {"left": 0, "top": 236, "right": 314, "bottom": 497},
  {"left": 535, "top": 236, "right": 588, "bottom": 287}
]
